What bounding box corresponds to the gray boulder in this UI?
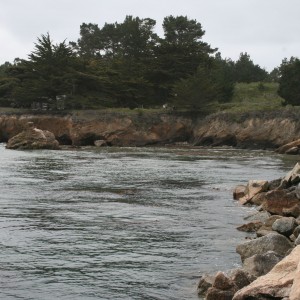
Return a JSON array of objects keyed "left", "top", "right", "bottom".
[
  {"left": 243, "top": 251, "right": 283, "bottom": 277},
  {"left": 244, "top": 211, "right": 270, "bottom": 223},
  {"left": 236, "top": 233, "right": 293, "bottom": 262},
  {"left": 272, "top": 216, "right": 297, "bottom": 237}
]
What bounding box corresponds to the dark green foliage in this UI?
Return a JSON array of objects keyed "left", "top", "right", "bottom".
[
  {"left": 233, "top": 52, "right": 268, "bottom": 83},
  {"left": 172, "top": 54, "right": 234, "bottom": 110},
  {"left": 278, "top": 57, "right": 300, "bottom": 106},
  {"left": 5, "top": 33, "right": 80, "bottom": 107},
  {"left": 0, "top": 16, "right": 278, "bottom": 111},
  {"left": 268, "top": 67, "right": 280, "bottom": 82}
]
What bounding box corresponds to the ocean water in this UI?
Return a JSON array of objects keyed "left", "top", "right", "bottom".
[{"left": 0, "top": 144, "right": 297, "bottom": 300}]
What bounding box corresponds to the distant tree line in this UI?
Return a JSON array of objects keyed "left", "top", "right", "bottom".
[{"left": 0, "top": 15, "right": 298, "bottom": 110}]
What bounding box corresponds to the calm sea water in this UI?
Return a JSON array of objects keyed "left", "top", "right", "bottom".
[{"left": 0, "top": 144, "right": 297, "bottom": 300}]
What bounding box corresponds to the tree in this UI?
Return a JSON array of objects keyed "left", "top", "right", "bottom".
[
  {"left": 148, "top": 15, "right": 216, "bottom": 103},
  {"left": 233, "top": 52, "right": 268, "bottom": 83},
  {"left": 268, "top": 67, "right": 280, "bottom": 82},
  {"left": 70, "top": 23, "right": 102, "bottom": 58},
  {"left": 11, "top": 33, "right": 78, "bottom": 107},
  {"left": 278, "top": 57, "right": 300, "bottom": 106},
  {"left": 0, "top": 61, "right": 17, "bottom": 106},
  {"left": 172, "top": 54, "right": 234, "bottom": 110}
]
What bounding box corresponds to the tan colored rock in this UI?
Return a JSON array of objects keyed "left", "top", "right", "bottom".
[
  {"left": 94, "top": 140, "right": 107, "bottom": 147},
  {"left": 6, "top": 125, "right": 60, "bottom": 150},
  {"left": 277, "top": 138, "right": 300, "bottom": 154},
  {"left": 233, "top": 185, "right": 246, "bottom": 200},
  {"left": 193, "top": 113, "right": 299, "bottom": 150},
  {"left": 233, "top": 246, "right": 300, "bottom": 300},
  {"left": 290, "top": 261, "right": 300, "bottom": 300},
  {"left": 239, "top": 180, "right": 269, "bottom": 205},
  {"left": 281, "top": 163, "right": 300, "bottom": 188}
]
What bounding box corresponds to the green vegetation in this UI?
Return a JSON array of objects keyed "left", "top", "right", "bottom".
[
  {"left": 0, "top": 15, "right": 298, "bottom": 113},
  {"left": 219, "top": 82, "right": 284, "bottom": 113},
  {"left": 278, "top": 57, "right": 300, "bottom": 106}
]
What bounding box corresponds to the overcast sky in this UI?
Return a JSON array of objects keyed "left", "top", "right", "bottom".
[{"left": 1, "top": 0, "right": 299, "bottom": 71}]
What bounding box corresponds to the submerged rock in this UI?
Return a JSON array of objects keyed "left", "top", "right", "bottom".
[{"left": 6, "top": 122, "right": 60, "bottom": 150}]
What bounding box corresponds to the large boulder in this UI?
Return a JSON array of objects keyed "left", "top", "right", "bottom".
[
  {"left": 272, "top": 216, "right": 297, "bottom": 237},
  {"left": 6, "top": 123, "right": 60, "bottom": 150},
  {"left": 236, "top": 233, "right": 293, "bottom": 262},
  {"left": 261, "top": 189, "right": 300, "bottom": 216},
  {"left": 233, "top": 245, "right": 300, "bottom": 300},
  {"left": 243, "top": 251, "right": 283, "bottom": 278}
]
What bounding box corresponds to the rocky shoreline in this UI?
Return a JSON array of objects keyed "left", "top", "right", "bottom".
[
  {"left": 1, "top": 109, "right": 300, "bottom": 152},
  {"left": 198, "top": 163, "right": 300, "bottom": 299},
  {"left": 3, "top": 110, "right": 300, "bottom": 299}
]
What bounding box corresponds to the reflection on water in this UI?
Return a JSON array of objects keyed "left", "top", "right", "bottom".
[{"left": 0, "top": 144, "right": 297, "bottom": 300}]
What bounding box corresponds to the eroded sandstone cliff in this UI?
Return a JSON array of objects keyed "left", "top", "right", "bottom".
[{"left": 0, "top": 109, "right": 299, "bottom": 148}]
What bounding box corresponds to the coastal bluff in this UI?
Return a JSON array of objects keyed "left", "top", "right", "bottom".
[{"left": 0, "top": 109, "right": 299, "bottom": 149}]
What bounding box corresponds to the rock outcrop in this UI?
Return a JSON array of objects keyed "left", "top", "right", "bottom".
[
  {"left": 6, "top": 122, "right": 60, "bottom": 150},
  {"left": 0, "top": 112, "right": 193, "bottom": 147},
  {"left": 193, "top": 109, "right": 300, "bottom": 149},
  {"left": 1, "top": 108, "right": 300, "bottom": 148}
]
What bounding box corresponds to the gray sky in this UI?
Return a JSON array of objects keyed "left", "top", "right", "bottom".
[{"left": 1, "top": 0, "right": 299, "bottom": 71}]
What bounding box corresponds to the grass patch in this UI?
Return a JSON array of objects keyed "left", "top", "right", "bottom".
[{"left": 218, "top": 82, "right": 284, "bottom": 113}]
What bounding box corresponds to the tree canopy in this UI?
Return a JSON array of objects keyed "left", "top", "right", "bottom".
[
  {"left": 278, "top": 57, "right": 300, "bottom": 106},
  {"left": 0, "top": 15, "right": 280, "bottom": 111}
]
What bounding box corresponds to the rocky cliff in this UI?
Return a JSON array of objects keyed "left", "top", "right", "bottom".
[{"left": 0, "top": 109, "right": 299, "bottom": 148}]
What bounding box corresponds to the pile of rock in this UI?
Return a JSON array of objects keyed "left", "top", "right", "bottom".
[{"left": 198, "top": 162, "right": 300, "bottom": 299}]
